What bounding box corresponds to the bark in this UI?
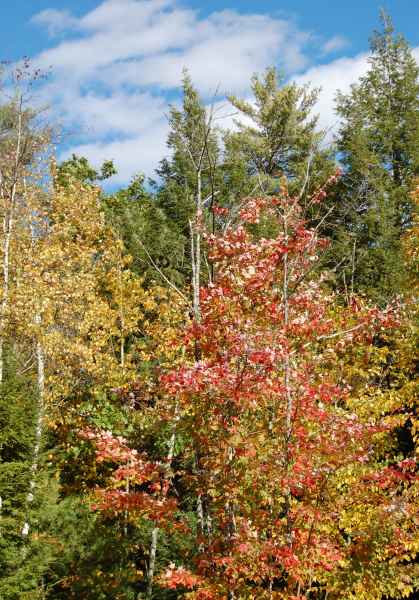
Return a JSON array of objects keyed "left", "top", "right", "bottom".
[
  {"left": 193, "top": 167, "right": 202, "bottom": 323},
  {"left": 0, "top": 100, "right": 23, "bottom": 384},
  {"left": 194, "top": 451, "right": 205, "bottom": 546},
  {"left": 118, "top": 260, "right": 126, "bottom": 370},
  {"left": 283, "top": 220, "right": 292, "bottom": 442},
  {"left": 189, "top": 161, "right": 206, "bottom": 542},
  {"left": 282, "top": 211, "right": 294, "bottom": 543},
  {"left": 225, "top": 444, "right": 237, "bottom": 599},
  {"left": 145, "top": 424, "right": 177, "bottom": 599},
  {"left": 146, "top": 527, "right": 159, "bottom": 600},
  {"left": 21, "top": 318, "right": 45, "bottom": 538},
  {"left": 22, "top": 215, "right": 46, "bottom": 540}
]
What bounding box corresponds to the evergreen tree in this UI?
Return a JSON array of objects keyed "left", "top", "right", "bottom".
[
  {"left": 56, "top": 153, "right": 117, "bottom": 187},
  {"left": 0, "top": 348, "right": 58, "bottom": 600},
  {"left": 333, "top": 12, "right": 419, "bottom": 303},
  {"left": 223, "top": 67, "right": 335, "bottom": 201},
  {"left": 103, "top": 174, "right": 187, "bottom": 287},
  {"left": 155, "top": 70, "right": 220, "bottom": 240}
]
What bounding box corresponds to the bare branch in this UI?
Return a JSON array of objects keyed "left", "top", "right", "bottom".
[{"left": 137, "top": 239, "right": 189, "bottom": 305}]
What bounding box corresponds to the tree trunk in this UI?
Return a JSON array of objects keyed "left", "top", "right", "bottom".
[
  {"left": 0, "top": 101, "right": 23, "bottom": 385},
  {"left": 145, "top": 425, "right": 177, "bottom": 599},
  {"left": 22, "top": 322, "right": 45, "bottom": 538},
  {"left": 146, "top": 527, "right": 159, "bottom": 600},
  {"left": 282, "top": 212, "right": 294, "bottom": 544}
]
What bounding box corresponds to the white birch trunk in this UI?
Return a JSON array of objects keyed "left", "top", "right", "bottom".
[
  {"left": 0, "top": 221, "right": 11, "bottom": 384},
  {"left": 283, "top": 217, "right": 292, "bottom": 442},
  {"left": 193, "top": 168, "right": 202, "bottom": 323},
  {"left": 0, "top": 104, "right": 23, "bottom": 384},
  {"left": 0, "top": 101, "right": 24, "bottom": 536},
  {"left": 119, "top": 260, "right": 126, "bottom": 370},
  {"left": 191, "top": 167, "right": 207, "bottom": 543},
  {"left": 21, "top": 321, "right": 45, "bottom": 538},
  {"left": 145, "top": 425, "right": 177, "bottom": 599},
  {"left": 145, "top": 526, "right": 159, "bottom": 600}
]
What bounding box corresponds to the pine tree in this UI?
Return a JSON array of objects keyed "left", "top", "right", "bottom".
[
  {"left": 223, "top": 67, "right": 335, "bottom": 202},
  {"left": 333, "top": 12, "right": 419, "bottom": 303}
]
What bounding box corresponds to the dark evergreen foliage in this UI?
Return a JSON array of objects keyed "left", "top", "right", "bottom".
[{"left": 332, "top": 13, "right": 419, "bottom": 302}]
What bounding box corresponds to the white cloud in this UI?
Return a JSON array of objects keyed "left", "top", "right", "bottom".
[
  {"left": 80, "top": 0, "right": 174, "bottom": 33},
  {"left": 295, "top": 45, "right": 419, "bottom": 143},
  {"left": 61, "top": 122, "right": 169, "bottom": 185},
  {"left": 64, "top": 90, "right": 166, "bottom": 137},
  {"left": 33, "top": 3, "right": 310, "bottom": 85},
  {"left": 30, "top": 0, "right": 320, "bottom": 180},
  {"left": 321, "top": 35, "right": 349, "bottom": 55},
  {"left": 31, "top": 9, "right": 79, "bottom": 36},
  {"left": 35, "top": 4, "right": 197, "bottom": 76},
  {"left": 101, "top": 12, "right": 307, "bottom": 96},
  {"left": 294, "top": 53, "right": 369, "bottom": 141},
  {"left": 31, "top": 0, "right": 417, "bottom": 184}
]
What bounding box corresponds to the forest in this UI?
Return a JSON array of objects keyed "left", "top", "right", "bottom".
[{"left": 0, "top": 13, "right": 417, "bottom": 600}]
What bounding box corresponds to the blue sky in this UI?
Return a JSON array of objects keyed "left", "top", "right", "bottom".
[
  {"left": 2, "top": 0, "right": 418, "bottom": 183},
  {"left": 3, "top": 1, "right": 419, "bottom": 59}
]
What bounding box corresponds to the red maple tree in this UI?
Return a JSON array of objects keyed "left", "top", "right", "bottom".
[
  {"left": 160, "top": 187, "right": 412, "bottom": 599},
  {"left": 83, "top": 184, "right": 416, "bottom": 599}
]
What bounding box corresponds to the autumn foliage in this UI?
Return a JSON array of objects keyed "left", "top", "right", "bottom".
[
  {"left": 86, "top": 188, "right": 417, "bottom": 599},
  {"left": 1, "top": 32, "right": 418, "bottom": 599}
]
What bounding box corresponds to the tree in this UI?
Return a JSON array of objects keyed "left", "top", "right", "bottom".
[
  {"left": 56, "top": 153, "right": 116, "bottom": 187},
  {"left": 57, "top": 154, "right": 188, "bottom": 289},
  {"left": 158, "top": 188, "right": 415, "bottom": 599},
  {"left": 103, "top": 173, "right": 187, "bottom": 287},
  {"left": 155, "top": 70, "right": 221, "bottom": 284},
  {"left": 224, "top": 67, "right": 335, "bottom": 202},
  {"left": 0, "top": 63, "right": 51, "bottom": 385},
  {"left": 333, "top": 12, "right": 419, "bottom": 303},
  {"left": 59, "top": 283, "right": 189, "bottom": 600},
  {"left": 0, "top": 167, "right": 157, "bottom": 596},
  {"left": 0, "top": 348, "right": 58, "bottom": 600}
]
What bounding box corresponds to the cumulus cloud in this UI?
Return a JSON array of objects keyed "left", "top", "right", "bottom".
[
  {"left": 33, "top": 2, "right": 310, "bottom": 85},
  {"left": 294, "top": 53, "right": 369, "bottom": 140},
  {"left": 62, "top": 123, "right": 169, "bottom": 185},
  {"left": 296, "top": 45, "right": 419, "bottom": 142},
  {"left": 29, "top": 0, "right": 418, "bottom": 183},
  {"left": 35, "top": 2, "right": 197, "bottom": 76},
  {"left": 98, "top": 11, "right": 310, "bottom": 95},
  {"left": 30, "top": 0, "right": 320, "bottom": 179}
]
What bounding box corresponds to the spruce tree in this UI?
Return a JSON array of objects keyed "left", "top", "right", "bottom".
[
  {"left": 155, "top": 70, "right": 220, "bottom": 239},
  {"left": 0, "top": 348, "right": 57, "bottom": 600},
  {"left": 333, "top": 13, "right": 419, "bottom": 303}
]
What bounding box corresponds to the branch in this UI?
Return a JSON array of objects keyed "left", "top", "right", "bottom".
[{"left": 137, "top": 239, "right": 189, "bottom": 305}]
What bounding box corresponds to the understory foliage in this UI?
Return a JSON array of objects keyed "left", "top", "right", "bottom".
[{"left": 0, "top": 12, "right": 417, "bottom": 600}]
